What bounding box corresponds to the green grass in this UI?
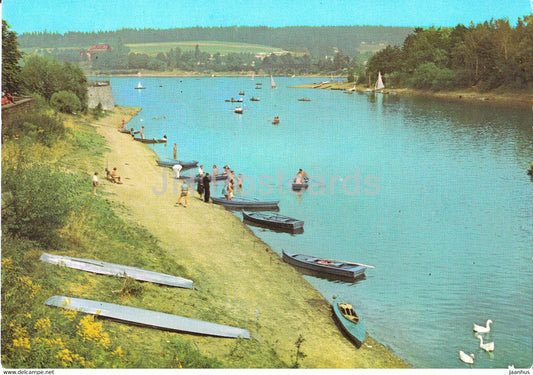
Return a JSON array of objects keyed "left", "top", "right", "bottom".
[
  {"left": 0, "top": 109, "right": 227, "bottom": 369},
  {"left": 124, "top": 41, "right": 287, "bottom": 56}
]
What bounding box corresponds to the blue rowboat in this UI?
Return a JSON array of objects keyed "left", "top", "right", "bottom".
[
  {"left": 242, "top": 211, "right": 304, "bottom": 232},
  {"left": 156, "top": 159, "right": 199, "bottom": 170},
  {"left": 45, "top": 296, "right": 250, "bottom": 339},
  {"left": 332, "top": 302, "right": 366, "bottom": 348},
  {"left": 211, "top": 196, "right": 279, "bottom": 210},
  {"left": 282, "top": 250, "right": 369, "bottom": 279},
  {"left": 39, "top": 253, "right": 193, "bottom": 289}
]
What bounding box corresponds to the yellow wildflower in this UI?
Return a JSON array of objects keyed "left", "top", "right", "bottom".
[
  {"left": 112, "top": 346, "right": 124, "bottom": 357},
  {"left": 60, "top": 308, "right": 78, "bottom": 321}
]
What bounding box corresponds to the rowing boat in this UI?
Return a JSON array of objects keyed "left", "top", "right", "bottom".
[
  {"left": 134, "top": 137, "right": 167, "bottom": 144},
  {"left": 156, "top": 159, "right": 199, "bottom": 170},
  {"left": 242, "top": 211, "right": 303, "bottom": 232},
  {"left": 332, "top": 302, "right": 366, "bottom": 348},
  {"left": 40, "top": 253, "right": 193, "bottom": 289},
  {"left": 282, "top": 250, "right": 368, "bottom": 279},
  {"left": 211, "top": 196, "right": 279, "bottom": 210},
  {"left": 45, "top": 296, "right": 250, "bottom": 339}
]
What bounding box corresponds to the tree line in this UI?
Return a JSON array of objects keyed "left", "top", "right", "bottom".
[
  {"left": 18, "top": 25, "right": 412, "bottom": 57},
  {"left": 364, "top": 15, "right": 533, "bottom": 91}
]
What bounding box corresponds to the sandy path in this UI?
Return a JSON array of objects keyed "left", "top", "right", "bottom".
[{"left": 92, "top": 107, "right": 408, "bottom": 368}]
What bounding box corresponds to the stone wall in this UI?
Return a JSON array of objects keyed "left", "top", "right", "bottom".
[
  {"left": 1, "top": 97, "right": 35, "bottom": 137},
  {"left": 88, "top": 81, "right": 115, "bottom": 111}
]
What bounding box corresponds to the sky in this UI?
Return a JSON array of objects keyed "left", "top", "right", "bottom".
[{"left": 2, "top": 0, "right": 532, "bottom": 34}]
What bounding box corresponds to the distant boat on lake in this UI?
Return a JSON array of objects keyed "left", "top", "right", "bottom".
[
  {"left": 271, "top": 75, "right": 277, "bottom": 89},
  {"left": 374, "top": 71, "right": 384, "bottom": 91},
  {"left": 135, "top": 82, "right": 146, "bottom": 90}
]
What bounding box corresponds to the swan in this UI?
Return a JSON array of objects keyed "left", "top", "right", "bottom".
[
  {"left": 459, "top": 351, "right": 475, "bottom": 364},
  {"left": 476, "top": 334, "right": 494, "bottom": 352},
  {"left": 473, "top": 319, "right": 493, "bottom": 333}
]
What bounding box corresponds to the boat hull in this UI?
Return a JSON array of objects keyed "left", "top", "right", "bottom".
[
  {"left": 45, "top": 296, "right": 250, "bottom": 339},
  {"left": 134, "top": 137, "right": 167, "bottom": 144},
  {"left": 242, "top": 211, "right": 303, "bottom": 231},
  {"left": 282, "top": 250, "right": 366, "bottom": 279},
  {"left": 332, "top": 302, "right": 366, "bottom": 348},
  {"left": 211, "top": 197, "right": 279, "bottom": 209},
  {"left": 156, "top": 159, "right": 199, "bottom": 170},
  {"left": 39, "top": 253, "right": 193, "bottom": 289}
]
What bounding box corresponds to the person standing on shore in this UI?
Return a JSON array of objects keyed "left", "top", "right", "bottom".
[
  {"left": 177, "top": 181, "right": 189, "bottom": 207},
  {"left": 173, "top": 143, "right": 177, "bottom": 160},
  {"left": 140, "top": 126, "right": 144, "bottom": 140},
  {"left": 92, "top": 172, "right": 98, "bottom": 194},
  {"left": 203, "top": 173, "right": 211, "bottom": 203},
  {"left": 172, "top": 163, "right": 182, "bottom": 179}
]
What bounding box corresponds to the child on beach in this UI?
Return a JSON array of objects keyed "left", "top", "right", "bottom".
[{"left": 177, "top": 181, "right": 189, "bottom": 207}]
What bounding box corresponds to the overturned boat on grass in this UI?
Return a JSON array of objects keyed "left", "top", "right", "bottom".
[
  {"left": 40, "top": 253, "right": 193, "bottom": 289},
  {"left": 45, "top": 296, "right": 250, "bottom": 339}
]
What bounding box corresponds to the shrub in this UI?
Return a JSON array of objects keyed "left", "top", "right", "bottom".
[
  {"left": 4, "top": 111, "right": 65, "bottom": 146},
  {"left": 1, "top": 163, "right": 77, "bottom": 247},
  {"left": 51, "top": 90, "right": 82, "bottom": 114}
]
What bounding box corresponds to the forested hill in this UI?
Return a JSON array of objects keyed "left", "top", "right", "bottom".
[{"left": 17, "top": 25, "right": 414, "bottom": 56}]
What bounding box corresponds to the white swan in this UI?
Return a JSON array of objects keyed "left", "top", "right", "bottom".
[
  {"left": 473, "top": 319, "right": 493, "bottom": 333},
  {"left": 459, "top": 351, "right": 475, "bottom": 364},
  {"left": 476, "top": 334, "right": 495, "bottom": 352}
]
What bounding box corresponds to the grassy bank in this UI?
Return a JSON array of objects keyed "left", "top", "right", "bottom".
[{"left": 2, "top": 106, "right": 409, "bottom": 369}]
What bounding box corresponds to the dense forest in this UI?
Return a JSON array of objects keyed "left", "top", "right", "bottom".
[
  {"left": 364, "top": 15, "right": 533, "bottom": 91},
  {"left": 16, "top": 25, "right": 414, "bottom": 75},
  {"left": 18, "top": 25, "right": 413, "bottom": 56}
]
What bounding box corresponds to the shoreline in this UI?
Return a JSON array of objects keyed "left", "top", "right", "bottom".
[
  {"left": 92, "top": 106, "right": 410, "bottom": 368},
  {"left": 89, "top": 70, "right": 532, "bottom": 110},
  {"left": 292, "top": 81, "right": 533, "bottom": 111}
]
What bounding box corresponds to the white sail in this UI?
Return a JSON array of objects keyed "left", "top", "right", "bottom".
[
  {"left": 252, "top": 71, "right": 255, "bottom": 80},
  {"left": 271, "top": 75, "right": 277, "bottom": 88},
  {"left": 374, "top": 71, "right": 384, "bottom": 91}
]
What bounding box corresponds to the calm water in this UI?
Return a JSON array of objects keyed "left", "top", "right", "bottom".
[{"left": 108, "top": 76, "right": 532, "bottom": 368}]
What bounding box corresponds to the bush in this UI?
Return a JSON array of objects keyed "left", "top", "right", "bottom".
[
  {"left": 51, "top": 90, "right": 82, "bottom": 114},
  {"left": 4, "top": 111, "right": 65, "bottom": 146},
  {"left": 1, "top": 163, "right": 77, "bottom": 247}
]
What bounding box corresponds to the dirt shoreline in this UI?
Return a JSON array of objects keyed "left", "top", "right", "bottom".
[{"left": 92, "top": 106, "right": 409, "bottom": 368}]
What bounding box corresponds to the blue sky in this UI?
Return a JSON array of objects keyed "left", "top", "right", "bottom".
[{"left": 2, "top": 0, "right": 532, "bottom": 34}]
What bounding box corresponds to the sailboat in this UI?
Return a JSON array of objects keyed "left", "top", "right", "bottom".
[
  {"left": 271, "top": 75, "right": 277, "bottom": 89},
  {"left": 251, "top": 71, "right": 255, "bottom": 81},
  {"left": 374, "top": 71, "right": 384, "bottom": 91},
  {"left": 135, "top": 82, "right": 146, "bottom": 90}
]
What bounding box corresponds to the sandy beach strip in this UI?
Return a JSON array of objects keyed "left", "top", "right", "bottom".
[{"left": 92, "top": 106, "right": 409, "bottom": 368}]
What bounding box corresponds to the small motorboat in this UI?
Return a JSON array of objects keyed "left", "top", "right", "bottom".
[
  {"left": 250, "top": 97, "right": 260, "bottom": 101},
  {"left": 282, "top": 250, "right": 370, "bottom": 279},
  {"left": 332, "top": 302, "right": 366, "bottom": 348},
  {"left": 211, "top": 196, "right": 279, "bottom": 210},
  {"left": 272, "top": 117, "right": 280, "bottom": 125},
  {"left": 238, "top": 91, "right": 245, "bottom": 95},
  {"left": 242, "top": 211, "right": 304, "bottom": 232},
  {"left": 297, "top": 98, "right": 311, "bottom": 102},
  {"left": 234, "top": 107, "right": 244, "bottom": 114},
  {"left": 156, "top": 159, "right": 199, "bottom": 170}
]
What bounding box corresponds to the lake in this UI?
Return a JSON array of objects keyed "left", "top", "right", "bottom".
[{"left": 108, "top": 76, "right": 532, "bottom": 368}]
